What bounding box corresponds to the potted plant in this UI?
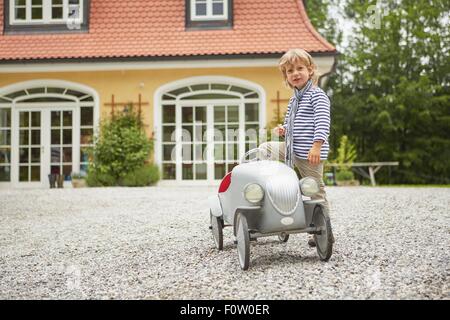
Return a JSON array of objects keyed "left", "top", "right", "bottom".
[{"left": 71, "top": 172, "right": 87, "bottom": 188}]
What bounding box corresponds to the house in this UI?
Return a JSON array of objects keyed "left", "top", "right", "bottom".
[{"left": 0, "top": 0, "right": 336, "bottom": 188}]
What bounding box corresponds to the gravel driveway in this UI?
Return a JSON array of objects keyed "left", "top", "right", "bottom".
[{"left": 0, "top": 186, "right": 448, "bottom": 299}]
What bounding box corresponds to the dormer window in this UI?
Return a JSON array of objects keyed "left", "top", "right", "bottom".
[
  {"left": 5, "top": 0, "right": 89, "bottom": 34},
  {"left": 191, "top": 0, "right": 227, "bottom": 21},
  {"left": 186, "top": 0, "right": 232, "bottom": 30},
  {"left": 10, "top": 0, "right": 83, "bottom": 25}
]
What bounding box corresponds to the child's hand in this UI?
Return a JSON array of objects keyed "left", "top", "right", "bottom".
[
  {"left": 308, "top": 142, "right": 322, "bottom": 165},
  {"left": 273, "top": 124, "right": 285, "bottom": 137}
]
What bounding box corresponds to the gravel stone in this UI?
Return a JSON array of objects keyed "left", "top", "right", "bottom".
[{"left": 0, "top": 186, "right": 449, "bottom": 299}]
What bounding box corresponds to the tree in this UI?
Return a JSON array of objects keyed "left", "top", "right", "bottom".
[
  {"left": 303, "top": 0, "right": 343, "bottom": 47},
  {"left": 307, "top": 0, "right": 450, "bottom": 184}
]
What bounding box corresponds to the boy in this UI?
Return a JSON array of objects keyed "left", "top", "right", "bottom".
[{"left": 259, "top": 48, "right": 332, "bottom": 247}]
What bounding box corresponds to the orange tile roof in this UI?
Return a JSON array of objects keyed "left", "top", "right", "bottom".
[{"left": 0, "top": 0, "right": 336, "bottom": 62}]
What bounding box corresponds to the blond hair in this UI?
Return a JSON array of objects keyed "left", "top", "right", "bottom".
[{"left": 279, "top": 49, "right": 318, "bottom": 88}]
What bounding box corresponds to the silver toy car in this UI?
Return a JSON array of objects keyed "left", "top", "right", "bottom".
[{"left": 208, "top": 148, "right": 333, "bottom": 270}]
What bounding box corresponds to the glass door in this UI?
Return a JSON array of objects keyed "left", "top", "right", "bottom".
[
  {"left": 0, "top": 108, "right": 12, "bottom": 183},
  {"left": 17, "top": 110, "right": 43, "bottom": 184},
  {"left": 180, "top": 105, "right": 207, "bottom": 180},
  {"left": 212, "top": 104, "right": 241, "bottom": 180},
  {"left": 50, "top": 110, "right": 74, "bottom": 183},
  {"left": 12, "top": 107, "right": 76, "bottom": 188},
  {"left": 12, "top": 109, "right": 44, "bottom": 185},
  {"left": 175, "top": 101, "right": 247, "bottom": 182}
]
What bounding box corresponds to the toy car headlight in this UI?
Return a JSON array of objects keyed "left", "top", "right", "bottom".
[
  {"left": 299, "top": 177, "right": 320, "bottom": 197},
  {"left": 244, "top": 183, "right": 264, "bottom": 203}
]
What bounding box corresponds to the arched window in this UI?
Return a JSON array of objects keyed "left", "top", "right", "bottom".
[
  {"left": 0, "top": 81, "right": 98, "bottom": 187},
  {"left": 156, "top": 77, "right": 265, "bottom": 183}
]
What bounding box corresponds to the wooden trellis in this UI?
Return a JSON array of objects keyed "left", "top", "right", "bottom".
[
  {"left": 104, "top": 94, "right": 149, "bottom": 118},
  {"left": 270, "top": 91, "right": 290, "bottom": 124}
]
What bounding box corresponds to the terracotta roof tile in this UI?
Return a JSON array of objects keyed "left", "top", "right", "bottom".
[{"left": 0, "top": 0, "right": 336, "bottom": 62}]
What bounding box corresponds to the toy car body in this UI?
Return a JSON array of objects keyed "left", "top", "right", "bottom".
[{"left": 208, "top": 148, "right": 333, "bottom": 270}]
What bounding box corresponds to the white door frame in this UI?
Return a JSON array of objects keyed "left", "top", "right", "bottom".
[
  {"left": 11, "top": 106, "right": 45, "bottom": 189},
  {"left": 176, "top": 99, "right": 245, "bottom": 184},
  {"left": 0, "top": 79, "right": 99, "bottom": 189},
  {"left": 154, "top": 76, "right": 266, "bottom": 185},
  {"left": 11, "top": 104, "right": 79, "bottom": 188}
]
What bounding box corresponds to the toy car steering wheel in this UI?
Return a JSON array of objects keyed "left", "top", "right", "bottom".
[{"left": 240, "top": 148, "right": 268, "bottom": 164}]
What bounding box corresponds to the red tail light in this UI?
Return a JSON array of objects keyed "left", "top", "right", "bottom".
[{"left": 219, "top": 172, "right": 232, "bottom": 193}]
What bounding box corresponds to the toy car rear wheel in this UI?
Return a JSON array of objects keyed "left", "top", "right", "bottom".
[
  {"left": 313, "top": 205, "right": 333, "bottom": 261},
  {"left": 278, "top": 233, "right": 289, "bottom": 242},
  {"left": 236, "top": 214, "right": 250, "bottom": 270},
  {"left": 210, "top": 211, "right": 223, "bottom": 250}
]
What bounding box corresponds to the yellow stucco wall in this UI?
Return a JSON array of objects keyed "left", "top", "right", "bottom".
[{"left": 0, "top": 67, "right": 293, "bottom": 136}]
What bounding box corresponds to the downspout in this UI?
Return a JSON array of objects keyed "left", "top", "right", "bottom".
[{"left": 318, "top": 53, "right": 339, "bottom": 88}]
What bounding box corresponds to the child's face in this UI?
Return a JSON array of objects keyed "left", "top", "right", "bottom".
[{"left": 285, "top": 60, "right": 312, "bottom": 89}]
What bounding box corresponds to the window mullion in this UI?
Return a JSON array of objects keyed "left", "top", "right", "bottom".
[
  {"left": 190, "top": 1, "right": 196, "bottom": 19},
  {"left": 78, "top": 0, "right": 83, "bottom": 22},
  {"left": 43, "top": 0, "right": 51, "bottom": 23},
  {"left": 26, "top": 0, "right": 31, "bottom": 22},
  {"left": 206, "top": 0, "right": 212, "bottom": 17},
  {"left": 63, "top": 0, "right": 68, "bottom": 20},
  {"left": 223, "top": 0, "right": 228, "bottom": 19},
  {"left": 10, "top": 0, "right": 14, "bottom": 23}
]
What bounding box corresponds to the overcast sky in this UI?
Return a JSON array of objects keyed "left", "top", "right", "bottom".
[{"left": 328, "top": 3, "right": 356, "bottom": 50}]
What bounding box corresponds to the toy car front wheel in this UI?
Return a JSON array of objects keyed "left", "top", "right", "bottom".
[
  {"left": 210, "top": 211, "right": 223, "bottom": 250},
  {"left": 313, "top": 205, "right": 333, "bottom": 261},
  {"left": 236, "top": 213, "right": 250, "bottom": 270}
]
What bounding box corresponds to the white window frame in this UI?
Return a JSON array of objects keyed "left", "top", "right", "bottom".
[
  {"left": 9, "top": 0, "right": 84, "bottom": 25},
  {"left": 0, "top": 80, "right": 99, "bottom": 189},
  {"left": 190, "top": 0, "right": 228, "bottom": 21},
  {"left": 154, "top": 76, "right": 266, "bottom": 185}
]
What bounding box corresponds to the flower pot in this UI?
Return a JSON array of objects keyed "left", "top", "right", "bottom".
[{"left": 71, "top": 179, "right": 86, "bottom": 188}]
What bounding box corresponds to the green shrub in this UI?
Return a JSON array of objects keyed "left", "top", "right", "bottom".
[
  {"left": 85, "top": 168, "right": 116, "bottom": 187},
  {"left": 336, "top": 170, "right": 354, "bottom": 181},
  {"left": 86, "top": 106, "right": 160, "bottom": 186},
  {"left": 120, "top": 164, "right": 160, "bottom": 187}
]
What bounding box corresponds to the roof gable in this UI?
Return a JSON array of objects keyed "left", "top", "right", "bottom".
[{"left": 0, "top": 0, "right": 336, "bottom": 62}]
